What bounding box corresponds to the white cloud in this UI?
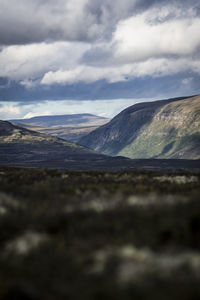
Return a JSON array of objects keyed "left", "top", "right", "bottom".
[
  {"left": 23, "top": 111, "right": 51, "bottom": 119},
  {"left": 0, "top": 42, "right": 89, "bottom": 81},
  {"left": 0, "top": 103, "right": 20, "bottom": 119},
  {"left": 20, "top": 79, "right": 38, "bottom": 89},
  {"left": 39, "top": 5, "right": 200, "bottom": 86},
  {"left": 0, "top": 1, "right": 200, "bottom": 91},
  {"left": 41, "top": 57, "right": 200, "bottom": 85},
  {"left": 1, "top": 98, "right": 158, "bottom": 120},
  {"left": 113, "top": 12, "right": 200, "bottom": 62},
  {"left": 41, "top": 65, "right": 127, "bottom": 85},
  {"left": 182, "top": 77, "right": 193, "bottom": 85}
]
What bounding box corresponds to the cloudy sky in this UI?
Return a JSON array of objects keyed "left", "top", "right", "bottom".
[{"left": 0, "top": 0, "right": 200, "bottom": 119}]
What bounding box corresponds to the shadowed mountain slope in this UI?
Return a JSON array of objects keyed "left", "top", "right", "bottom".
[
  {"left": 79, "top": 95, "right": 200, "bottom": 159},
  {"left": 1, "top": 121, "right": 200, "bottom": 171},
  {"left": 0, "top": 121, "right": 106, "bottom": 166}
]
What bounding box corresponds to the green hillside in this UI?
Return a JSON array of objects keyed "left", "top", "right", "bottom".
[
  {"left": 119, "top": 96, "right": 200, "bottom": 159},
  {"left": 80, "top": 96, "right": 200, "bottom": 159}
]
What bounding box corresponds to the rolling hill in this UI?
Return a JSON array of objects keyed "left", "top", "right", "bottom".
[
  {"left": 0, "top": 120, "right": 107, "bottom": 167},
  {"left": 79, "top": 95, "right": 200, "bottom": 159},
  {"left": 10, "top": 113, "right": 109, "bottom": 127},
  {"left": 1, "top": 120, "right": 199, "bottom": 171},
  {"left": 10, "top": 113, "right": 109, "bottom": 142}
]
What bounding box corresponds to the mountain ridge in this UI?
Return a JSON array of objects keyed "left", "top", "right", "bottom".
[
  {"left": 9, "top": 113, "right": 110, "bottom": 143},
  {"left": 10, "top": 113, "right": 109, "bottom": 127},
  {"left": 79, "top": 95, "right": 200, "bottom": 159},
  {"left": 1, "top": 120, "right": 200, "bottom": 171},
  {"left": 0, "top": 120, "right": 107, "bottom": 166}
]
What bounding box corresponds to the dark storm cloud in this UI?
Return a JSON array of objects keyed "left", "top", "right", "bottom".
[
  {"left": 0, "top": 0, "right": 128, "bottom": 45},
  {"left": 1, "top": 72, "right": 200, "bottom": 103},
  {"left": 135, "top": 0, "right": 199, "bottom": 11},
  {"left": 0, "top": 0, "right": 199, "bottom": 46}
]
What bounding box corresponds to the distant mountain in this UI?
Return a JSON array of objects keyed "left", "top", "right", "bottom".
[
  {"left": 10, "top": 124, "right": 103, "bottom": 144},
  {"left": 79, "top": 95, "right": 200, "bottom": 160},
  {"left": 10, "top": 114, "right": 110, "bottom": 143},
  {"left": 1, "top": 120, "right": 200, "bottom": 171},
  {"left": 37, "top": 125, "right": 102, "bottom": 143},
  {"left": 10, "top": 114, "right": 109, "bottom": 127},
  {"left": 0, "top": 120, "right": 106, "bottom": 167}
]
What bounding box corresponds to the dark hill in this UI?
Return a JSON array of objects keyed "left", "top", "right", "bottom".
[{"left": 0, "top": 120, "right": 106, "bottom": 167}]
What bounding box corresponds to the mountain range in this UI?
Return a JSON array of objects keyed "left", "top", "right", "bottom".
[
  {"left": 10, "top": 114, "right": 109, "bottom": 142},
  {"left": 1, "top": 119, "right": 199, "bottom": 171},
  {"left": 10, "top": 113, "right": 109, "bottom": 127},
  {"left": 0, "top": 120, "right": 107, "bottom": 167},
  {"left": 79, "top": 95, "right": 200, "bottom": 160}
]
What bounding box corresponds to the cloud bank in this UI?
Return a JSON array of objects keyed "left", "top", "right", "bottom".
[{"left": 0, "top": 0, "right": 200, "bottom": 102}]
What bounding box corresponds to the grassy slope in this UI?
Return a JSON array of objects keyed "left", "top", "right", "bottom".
[
  {"left": 79, "top": 98, "right": 170, "bottom": 155},
  {"left": 80, "top": 96, "right": 200, "bottom": 159},
  {"left": 0, "top": 120, "right": 92, "bottom": 151},
  {"left": 15, "top": 124, "right": 101, "bottom": 143},
  {"left": 118, "top": 96, "right": 200, "bottom": 159}
]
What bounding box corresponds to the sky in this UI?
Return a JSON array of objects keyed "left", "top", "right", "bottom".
[{"left": 0, "top": 0, "right": 200, "bottom": 119}]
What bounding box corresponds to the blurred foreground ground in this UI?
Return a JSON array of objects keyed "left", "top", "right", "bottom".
[{"left": 0, "top": 167, "right": 200, "bottom": 300}]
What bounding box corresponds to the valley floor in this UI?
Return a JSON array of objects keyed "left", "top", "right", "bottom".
[{"left": 0, "top": 167, "right": 200, "bottom": 300}]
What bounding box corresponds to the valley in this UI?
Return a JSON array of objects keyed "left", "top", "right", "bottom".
[
  {"left": 1, "top": 1, "right": 200, "bottom": 299},
  {"left": 1, "top": 120, "right": 200, "bottom": 171},
  {"left": 0, "top": 96, "right": 200, "bottom": 300},
  {"left": 10, "top": 113, "right": 110, "bottom": 143}
]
